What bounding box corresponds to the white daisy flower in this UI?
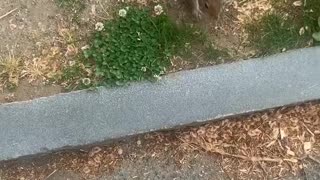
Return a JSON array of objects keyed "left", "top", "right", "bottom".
[
  {"left": 119, "top": 9, "right": 127, "bottom": 17},
  {"left": 95, "top": 22, "right": 104, "bottom": 31},
  {"left": 154, "top": 4, "right": 163, "bottom": 16},
  {"left": 82, "top": 78, "right": 91, "bottom": 86}
]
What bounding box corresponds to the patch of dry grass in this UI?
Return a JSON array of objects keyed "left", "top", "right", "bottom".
[
  {"left": 0, "top": 17, "right": 84, "bottom": 91},
  {"left": 0, "top": 51, "right": 22, "bottom": 90},
  {"left": 22, "top": 54, "right": 59, "bottom": 83},
  {"left": 22, "top": 20, "right": 81, "bottom": 84}
]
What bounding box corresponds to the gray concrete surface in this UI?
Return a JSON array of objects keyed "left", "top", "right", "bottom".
[{"left": 0, "top": 47, "right": 319, "bottom": 161}]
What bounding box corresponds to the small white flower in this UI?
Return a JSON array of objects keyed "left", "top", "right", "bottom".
[
  {"left": 153, "top": 74, "right": 161, "bottom": 80},
  {"left": 119, "top": 9, "right": 127, "bottom": 17},
  {"left": 125, "top": 6, "right": 130, "bottom": 10},
  {"left": 283, "top": 13, "right": 289, "bottom": 20},
  {"left": 299, "top": 27, "right": 305, "bottom": 36},
  {"left": 293, "top": 0, "right": 302, "bottom": 7},
  {"left": 81, "top": 45, "right": 90, "bottom": 51},
  {"left": 69, "top": 61, "right": 76, "bottom": 66},
  {"left": 95, "top": 22, "right": 104, "bottom": 31},
  {"left": 82, "top": 78, "right": 91, "bottom": 86},
  {"left": 137, "top": 32, "right": 142, "bottom": 41},
  {"left": 154, "top": 4, "right": 163, "bottom": 16},
  {"left": 141, "top": 67, "right": 147, "bottom": 72}
]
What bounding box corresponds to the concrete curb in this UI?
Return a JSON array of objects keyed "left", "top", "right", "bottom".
[{"left": 1, "top": 47, "right": 320, "bottom": 161}]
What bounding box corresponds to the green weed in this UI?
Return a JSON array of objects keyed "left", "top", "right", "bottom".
[
  {"left": 59, "top": 61, "right": 94, "bottom": 91},
  {"left": 84, "top": 6, "right": 202, "bottom": 86},
  {"left": 312, "top": 17, "right": 320, "bottom": 42},
  {"left": 204, "top": 44, "right": 229, "bottom": 62},
  {"left": 304, "top": 0, "right": 320, "bottom": 45},
  {"left": 247, "top": 0, "right": 320, "bottom": 55},
  {"left": 246, "top": 13, "right": 305, "bottom": 55},
  {"left": 304, "top": 0, "right": 320, "bottom": 33}
]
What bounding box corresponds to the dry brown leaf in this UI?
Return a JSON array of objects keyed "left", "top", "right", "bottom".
[
  {"left": 272, "top": 128, "right": 280, "bottom": 139},
  {"left": 280, "top": 128, "right": 287, "bottom": 140},
  {"left": 82, "top": 166, "right": 91, "bottom": 174},
  {"left": 266, "top": 140, "right": 276, "bottom": 148},
  {"left": 304, "top": 142, "right": 312, "bottom": 154},
  {"left": 248, "top": 129, "right": 262, "bottom": 137},
  {"left": 286, "top": 148, "right": 296, "bottom": 156},
  {"left": 284, "top": 158, "right": 299, "bottom": 163}
]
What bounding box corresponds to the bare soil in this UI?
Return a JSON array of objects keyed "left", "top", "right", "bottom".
[
  {"left": 0, "top": 80, "right": 61, "bottom": 103},
  {"left": 0, "top": 0, "right": 59, "bottom": 57},
  {"left": 1, "top": 101, "right": 319, "bottom": 180},
  {"left": 0, "top": 0, "right": 62, "bottom": 103}
]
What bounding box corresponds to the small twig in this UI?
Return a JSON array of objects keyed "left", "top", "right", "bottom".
[
  {"left": 45, "top": 169, "right": 57, "bottom": 180},
  {"left": 308, "top": 155, "right": 320, "bottom": 164},
  {"left": 213, "top": 149, "right": 298, "bottom": 163},
  {"left": 258, "top": 161, "right": 267, "bottom": 175},
  {"left": 301, "top": 122, "right": 315, "bottom": 138},
  {"left": 0, "top": 8, "right": 18, "bottom": 20},
  {"left": 95, "top": 15, "right": 110, "bottom": 21},
  {"left": 98, "top": 0, "right": 111, "bottom": 17},
  {"left": 217, "top": 156, "right": 233, "bottom": 180}
]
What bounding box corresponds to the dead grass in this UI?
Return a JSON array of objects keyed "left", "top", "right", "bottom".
[
  {"left": 0, "top": 51, "right": 22, "bottom": 90},
  {"left": 21, "top": 19, "right": 81, "bottom": 85}
]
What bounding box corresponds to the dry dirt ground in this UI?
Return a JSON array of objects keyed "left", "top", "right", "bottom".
[
  {"left": 0, "top": 101, "right": 319, "bottom": 180},
  {"left": 0, "top": 0, "right": 286, "bottom": 104}
]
